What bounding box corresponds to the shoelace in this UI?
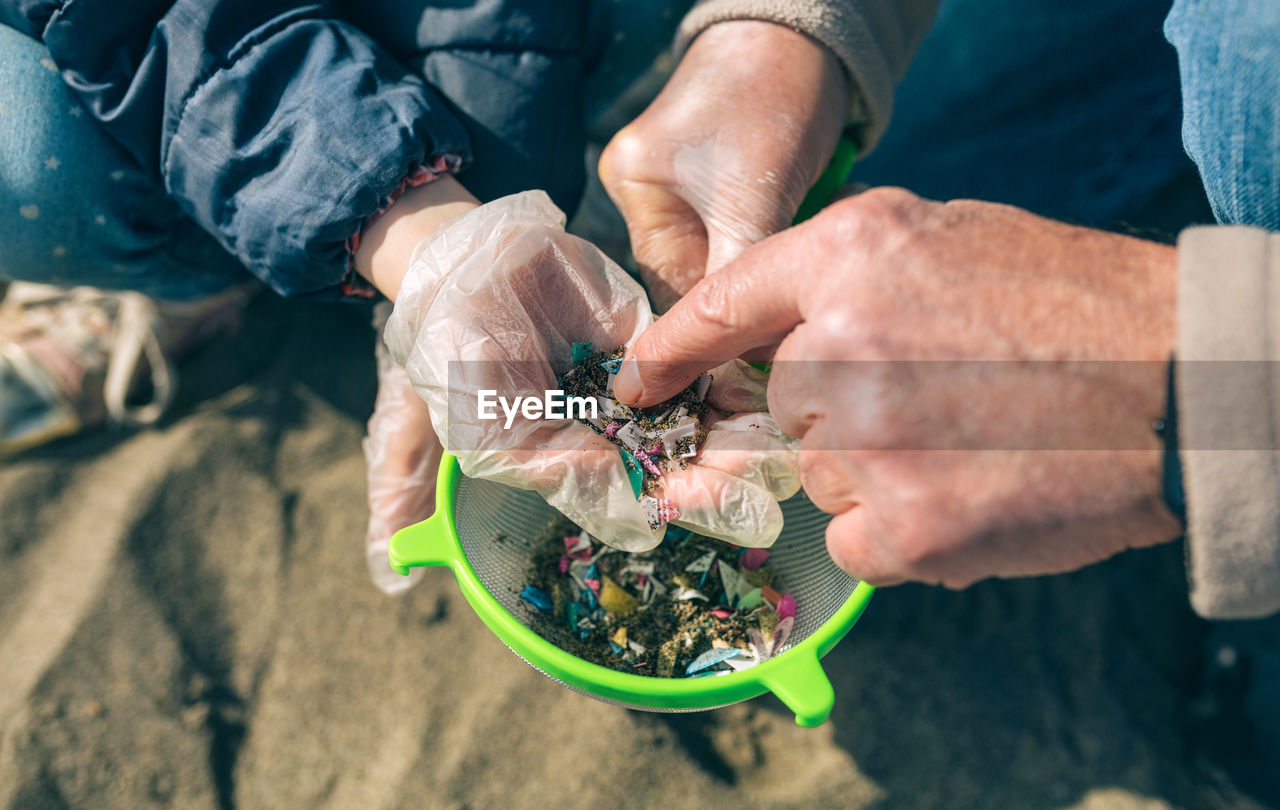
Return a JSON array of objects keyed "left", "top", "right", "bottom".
[{"left": 104, "top": 292, "right": 174, "bottom": 426}]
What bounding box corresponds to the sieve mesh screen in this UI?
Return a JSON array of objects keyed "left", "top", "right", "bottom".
[{"left": 452, "top": 474, "right": 858, "bottom": 710}]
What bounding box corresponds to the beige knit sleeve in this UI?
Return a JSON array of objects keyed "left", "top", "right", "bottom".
[
  {"left": 674, "top": 0, "right": 940, "bottom": 153},
  {"left": 1177, "top": 226, "right": 1280, "bottom": 619}
]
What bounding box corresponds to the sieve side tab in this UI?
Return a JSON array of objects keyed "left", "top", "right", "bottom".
[
  {"left": 388, "top": 512, "right": 457, "bottom": 575},
  {"left": 762, "top": 649, "right": 836, "bottom": 727}
]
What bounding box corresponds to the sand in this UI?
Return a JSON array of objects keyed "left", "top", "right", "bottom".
[{"left": 1, "top": 294, "right": 1276, "bottom": 810}]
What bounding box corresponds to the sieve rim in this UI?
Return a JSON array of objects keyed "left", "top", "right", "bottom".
[{"left": 390, "top": 455, "right": 875, "bottom": 725}]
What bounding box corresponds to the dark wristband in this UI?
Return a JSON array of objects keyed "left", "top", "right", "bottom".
[{"left": 1157, "top": 356, "right": 1187, "bottom": 525}]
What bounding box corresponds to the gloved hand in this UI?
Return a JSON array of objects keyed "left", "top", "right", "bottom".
[
  {"left": 363, "top": 301, "right": 442, "bottom": 595},
  {"left": 384, "top": 190, "right": 790, "bottom": 551},
  {"left": 599, "top": 20, "right": 847, "bottom": 311}
]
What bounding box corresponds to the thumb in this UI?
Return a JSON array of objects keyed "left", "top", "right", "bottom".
[{"left": 613, "top": 225, "right": 811, "bottom": 407}]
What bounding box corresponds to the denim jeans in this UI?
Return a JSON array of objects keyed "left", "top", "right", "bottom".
[
  {"left": 0, "top": 25, "right": 252, "bottom": 300},
  {"left": 1, "top": 1, "right": 1278, "bottom": 301}
]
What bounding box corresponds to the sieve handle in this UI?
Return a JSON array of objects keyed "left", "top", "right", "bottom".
[
  {"left": 762, "top": 650, "right": 836, "bottom": 727},
  {"left": 388, "top": 511, "right": 458, "bottom": 576}
]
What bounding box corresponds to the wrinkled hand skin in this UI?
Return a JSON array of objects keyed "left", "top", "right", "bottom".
[
  {"left": 599, "top": 19, "right": 847, "bottom": 311},
  {"left": 616, "top": 188, "right": 1185, "bottom": 589}
]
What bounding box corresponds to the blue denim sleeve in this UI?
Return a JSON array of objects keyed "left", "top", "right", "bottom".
[
  {"left": 4, "top": 0, "right": 472, "bottom": 300},
  {"left": 1165, "top": 0, "right": 1280, "bottom": 230}
]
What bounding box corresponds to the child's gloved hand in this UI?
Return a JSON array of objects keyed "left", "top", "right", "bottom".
[
  {"left": 363, "top": 301, "right": 442, "bottom": 594},
  {"left": 384, "top": 190, "right": 786, "bottom": 551},
  {"left": 599, "top": 20, "right": 847, "bottom": 311}
]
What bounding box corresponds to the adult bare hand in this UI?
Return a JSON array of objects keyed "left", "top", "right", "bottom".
[
  {"left": 599, "top": 20, "right": 847, "bottom": 311},
  {"left": 614, "top": 188, "right": 1184, "bottom": 588}
]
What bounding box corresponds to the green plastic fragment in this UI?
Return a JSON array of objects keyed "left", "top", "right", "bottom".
[
  {"left": 618, "top": 448, "right": 644, "bottom": 498},
  {"left": 738, "top": 587, "right": 764, "bottom": 610},
  {"left": 572, "top": 342, "right": 594, "bottom": 365}
]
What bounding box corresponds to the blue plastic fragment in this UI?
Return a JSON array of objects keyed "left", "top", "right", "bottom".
[
  {"left": 699, "top": 568, "right": 710, "bottom": 589},
  {"left": 567, "top": 601, "right": 580, "bottom": 628},
  {"left": 609, "top": 641, "right": 624, "bottom": 655},
  {"left": 600, "top": 357, "right": 623, "bottom": 374},
  {"left": 520, "top": 585, "right": 553, "bottom": 612},
  {"left": 572, "top": 342, "right": 594, "bottom": 365},
  {"left": 685, "top": 647, "right": 748, "bottom": 675}
]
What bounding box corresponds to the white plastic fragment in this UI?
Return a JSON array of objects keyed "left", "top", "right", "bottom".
[
  {"left": 771, "top": 616, "right": 795, "bottom": 655},
  {"left": 638, "top": 494, "right": 678, "bottom": 527},
  {"left": 719, "top": 563, "right": 744, "bottom": 606},
  {"left": 725, "top": 652, "right": 760, "bottom": 672},
  {"left": 693, "top": 373, "right": 712, "bottom": 401},
  {"left": 615, "top": 421, "right": 645, "bottom": 452},
  {"left": 684, "top": 551, "right": 716, "bottom": 573},
  {"left": 626, "top": 561, "right": 655, "bottom": 577},
  {"left": 597, "top": 396, "right": 630, "bottom": 420},
  {"left": 674, "top": 587, "right": 709, "bottom": 601},
  {"left": 660, "top": 416, "right": 699, "bottom": 459}
]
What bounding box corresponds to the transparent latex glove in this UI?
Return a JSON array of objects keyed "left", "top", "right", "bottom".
[
  {"left": 599, "top": 20, "right": 847, "bottom": 312},
  {"left": 364, "top": 301, "right": 442, "bottom": 595},
  {"left": 384, "top": 190, "right": 785, "bottom": 551}
]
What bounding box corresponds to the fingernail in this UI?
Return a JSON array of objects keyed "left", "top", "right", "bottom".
[{"left": 614, "top": 357, "right": 644, "bottom": 404}]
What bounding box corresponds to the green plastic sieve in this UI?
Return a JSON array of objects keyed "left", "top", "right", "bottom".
[{"left": 388, "top": 456, "right": 874, "bottom": 726}]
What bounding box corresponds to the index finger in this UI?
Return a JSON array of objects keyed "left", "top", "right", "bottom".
[{"left": 614, "top": 224, "right": 813, "bottom": 406}]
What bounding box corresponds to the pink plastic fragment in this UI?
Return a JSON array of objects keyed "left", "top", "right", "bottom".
[
  {"left": 558, "top": 555, "right": 571, "bottom": 573},
  {"left": 564, "top": 535, "right": 592, "bottom": 560},
  {"left": 710, "top": 607, "right": 733, "bottom": 619},
  {"left": 740, "top": 548, "right": 770, "bottom": 571},
  {"left": 778, "top": 594, "right": 796, "bottom": 619},
  {"left": 633, "top": 448, "right": 662, "bottom": 476},
  {"left": 584, "top": 579, "right": 601, "bottom": 596},
  {"left": 604, "top": 423, "right": 620, "bottom": 439}
]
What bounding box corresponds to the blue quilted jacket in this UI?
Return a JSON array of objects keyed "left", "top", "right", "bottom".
[{"left": 0, "top": 0, "right": 613, "bottom": 299}]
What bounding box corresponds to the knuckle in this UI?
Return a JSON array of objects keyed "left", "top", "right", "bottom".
[
  {"left": 686, "top": 271, "right": 742, "bottom": 335},
  {"left": 859, "top": 185, "right": 920, "bottom": 213},
  {"left": 598, "top": 125, "right": 649, "bottom": 191},
  {"left": 824, "top": 518, "right": 897, "bottom": 585},
  {"left": 796, "top": 450, "right": 849, "bottom": 511},
  {"left": 834, "top": 186, "right": 919, "bottom": 222}
]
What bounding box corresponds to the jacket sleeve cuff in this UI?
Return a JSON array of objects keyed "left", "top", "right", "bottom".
[
  {"left": 1177, "top": 225, "right": 1280, "bottom": 618},
  {"left": 673, "top": 0, "right": 939, "bottom": 154},
  {"left": 162, "top": 19, "right": 471, "bottom": 301}
]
